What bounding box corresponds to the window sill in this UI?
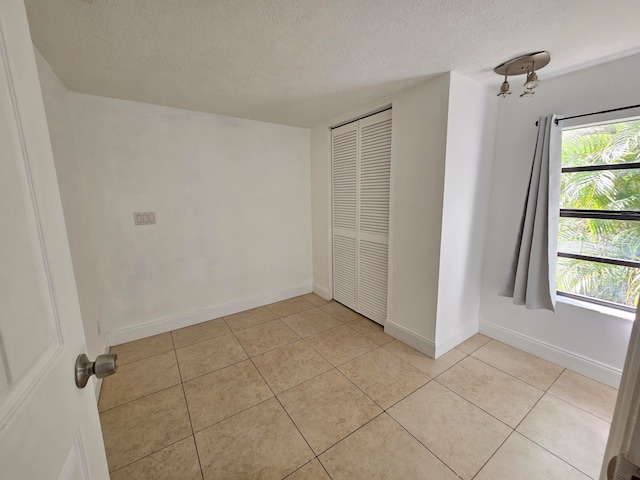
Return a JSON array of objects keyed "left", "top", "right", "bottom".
[{"left": 556, "top": 295, "right": 636, "bottom": 321}]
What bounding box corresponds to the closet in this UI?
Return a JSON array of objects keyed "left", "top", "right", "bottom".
[{"left": 331, "top": 109, "right": 391, "bottom": 325}]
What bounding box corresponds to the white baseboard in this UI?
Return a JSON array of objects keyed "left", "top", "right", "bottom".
[
  {"left": 108, "top": 283, "right": 312, "bottom": 346},
  {"left": 313, "top": 283, "right": 331, "bottom": 301},
  {"left": 435, "top": 323, "right": 478, "bottom": 358},
  {"left": 385, "top": 319, "right": 436, "bottom": 358},
  {"left": 480, "top": 319, "right": 622, "bottom": 388}
]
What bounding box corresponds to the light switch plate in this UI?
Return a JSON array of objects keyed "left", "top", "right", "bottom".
[{"left": 134, "top": 212, "right": 156, "bottom": 225}]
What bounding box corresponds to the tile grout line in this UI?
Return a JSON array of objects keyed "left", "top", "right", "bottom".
[
  {"left": 505, "top": 430, "right": 597, "bottom": 479},
  {"left": 431, "top": 378, "right": 515, "bottom": 431},
  {"left": 173, "top": 346, "right": 207, "bottom": 480},
  {"left": 383, "top": 413, "right": 461, "bottom": 479},
  {"left": 469, "top": 429, "right": 517, "bottom": 480},
  {"left": 106, "top": 434, "right": 195, "bottom": 477},
  {"left": 225, "top": 317, "right": 319, "bottom": 459},
  {"left": 469, "top": 352, "right": 561, "bottom": 393}
]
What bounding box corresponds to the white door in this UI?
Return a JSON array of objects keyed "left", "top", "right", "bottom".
[
  {"left": 0, "top": 1, "right": 110, "bottom": 479},
  {"left": 600, "top": 306, "right": 640, "bottom": 480},
  {"left": 331, "top": 109, "right": 392, "bottom": 325}
]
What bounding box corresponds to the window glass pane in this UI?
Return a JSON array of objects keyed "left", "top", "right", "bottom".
[
  {"left": 562, "top": 120, "right": 640, "bottom": 168},
  {"left": 558, "top": 218, "right": 640, "bottom": 262},
  {"left": 559, "top": 168, "right": 640, "bottom": 211},
  {"left": 556, "top": 257, "right": 639, "bottom": 308}
]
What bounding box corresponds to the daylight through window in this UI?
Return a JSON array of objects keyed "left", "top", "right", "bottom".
[{"left": 557, "top": 118, "right": 640, "bottom": 312}]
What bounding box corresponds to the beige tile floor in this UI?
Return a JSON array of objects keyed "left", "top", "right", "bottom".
[{"left": 101, "top": 295, "right": 617, "bottom": 480}]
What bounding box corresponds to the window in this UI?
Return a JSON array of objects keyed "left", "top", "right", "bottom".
[{"left": 556, "top": 118, "right": 640, "bottom": 313}]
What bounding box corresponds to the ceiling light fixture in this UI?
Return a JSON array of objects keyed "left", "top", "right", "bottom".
[
  {"left": 497, "top": 74, "right": 511, "bottom": 98},
  {"left": 494, "top": 51, "right": 550, "bottom": 98}
]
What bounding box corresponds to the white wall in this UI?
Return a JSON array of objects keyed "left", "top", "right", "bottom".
[
  {"left": 479, "top": 54, "right": 640, "bottom": 387},
  {"left": 311, "top": 73, "right": 498, "bottom": 356},
  {"left": 385, "top": 75, "right": 451, "bottom": 353},
  {"left": 435, "top": 73, "right": 498, "bottom": 355},
  {"left": 35, "top": 51, "right": 106, "bottom": 362},
  {"left": 67, "top": 94, "right": 312, "bottom": 343},
  {"left": 311, "top": 76, "right": 451, "bottom": 353}
]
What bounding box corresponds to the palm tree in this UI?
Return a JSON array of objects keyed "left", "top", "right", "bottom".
[{"left": 556, "top": 119, "right": 640, "bottom": 308}]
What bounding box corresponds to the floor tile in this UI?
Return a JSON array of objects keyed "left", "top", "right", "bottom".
[
  {"left": 302, "top": 293, "right": 330, "bottom": 307},
  {"left": 548, "top": 369, "right": 617, "bottom": 422},
  {"left": 253, "top": 341, "right": 332, "bottom": 394},
  {"left": 319, "top": 301, "right": 363, "bottom": 322},
  {"left": 278, "top": 370, "right": 381, "bottom": 454},
  {"left": 98, "top": 350, "right": 181, "bottom": 411},
  {"left": 389, "top": 381, "right": 511, "bottom": 479},
  {"left": 456, "top": 333, "right": 491, "bottom": 354},
  {"left": 109, "top": 437, "right": 202, "bottom": 480},
  {"left": 235, "top": 319, "right": 300, "bottom": 356},
  {"left": 100, "top": 385, "right": 192, "bottom": 472},
  {"left": 437, "top": 356, "right": 543, "bottom": 428},
  {"left": 346, "top": 318, "right": 394, "bottom": 345},
  {"left": 319, "top": 413, "right": 459, "bottom": 480},
  {"left": 171, "top": 317, "right": 230, "bottom": 349},
  {"left": 281, "top": 308, "right": 342, "bottom": 338},
  {"left": 472, "top": 340, "right": 564, "bottom": 390},
  {"left": 224, "top": 306, "right": 276, "bottom": 332},
  {"left": 110, "top": 333, "right": 174, "bottom": 365},
  {"left": 306, "top": 324, "right": 377, "bottom": 366},
  {"left": 195, "top": 397, "right": 313, "bottom": 480},
  {"left": 175, "top": 333, "right": 247, "bottom": 381},
  {"left": 475, "top": 432, "right": 590, "bottom": 480},
  {"left": 285, "top": 459, "right": 331, "bottom": 479},
  {"left": 339, "top": 348, "right": 429, "bottom": 409},
  {"left": 183, "top": 360, "right": 273, "bottom": 432},
  {"left": 383, "top": 340, "right": 465, "bottom": 377},
  {"left": 517, "top": 394, "right": 610, "bottom": 478},
  {"left": 267, "top": 296, "right": 315, "bottom": 317}
]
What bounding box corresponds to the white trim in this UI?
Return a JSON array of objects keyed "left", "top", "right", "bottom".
[
  {"left": 108, "top": 283, "right": 312, "bottom": 346},
  {"left": 384, "top": 319, "right": 436, "bottom": 358},
  {"left": 434, "top": 323, "right": 478, "bottom": 358},
  {"left": 480, "top": 319, "right": 622, "bottom": 388},
  {"left": 557, "top": 295, "right": 635, "bottom": 322},
  {"left": 312, "top": 283, "right": 331, "bottom": 301}
]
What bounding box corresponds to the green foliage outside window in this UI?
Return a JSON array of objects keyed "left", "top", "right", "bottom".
[{"left": 557, "top": 119, "right": 640, "bottom": 309}]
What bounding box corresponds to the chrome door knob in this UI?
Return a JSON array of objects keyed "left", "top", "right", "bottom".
[{"left": 75, "top": 353, "right": 118, "bottom": 388}]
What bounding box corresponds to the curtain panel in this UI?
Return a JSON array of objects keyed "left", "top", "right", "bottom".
[{"left": 500, "top": 114, "right": 562, "bottom": 312}]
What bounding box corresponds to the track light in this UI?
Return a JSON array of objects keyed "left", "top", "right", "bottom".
[
  {"left": 497, "top": 74, "right": 511, "bottom": 98},
  {"left": 524, "top": 70, "right": 539, "bottom": 90},
  {"left": 493, "top": 51, "right": 549, "bottom": 99}
]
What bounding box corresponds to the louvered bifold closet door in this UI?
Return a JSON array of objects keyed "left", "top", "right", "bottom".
[
  {"left": 357, "top": 110, "right": 391, "bottom": 324},
  {"left": 331, "top": 121, "right": 358, "bottom": 311}
]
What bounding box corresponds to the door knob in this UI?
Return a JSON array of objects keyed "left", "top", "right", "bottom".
[{"left": 75, "top": 353, "right": 118, "bottom": 388}]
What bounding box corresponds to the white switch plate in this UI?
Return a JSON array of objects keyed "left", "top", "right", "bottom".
[{"left": 134, "top": 211, "right": 156, "bottom": 225}]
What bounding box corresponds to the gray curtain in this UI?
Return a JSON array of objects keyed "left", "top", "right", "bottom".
[{"left": 500, "top": 114, "right": 562, "bottom": 312}]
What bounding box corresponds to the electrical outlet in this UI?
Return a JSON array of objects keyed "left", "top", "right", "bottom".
[{"left": 134, "top": 211, "right": 156, "bottom": 225}]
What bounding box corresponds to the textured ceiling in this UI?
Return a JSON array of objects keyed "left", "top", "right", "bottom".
[{"left": 25, "top": 0, "right": 640, "bottom": 127}]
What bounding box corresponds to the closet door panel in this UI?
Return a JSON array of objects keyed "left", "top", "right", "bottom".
[
  {"left": 333, "top": 235, "right": 357, "bottom": 308},
  {"left": 358, "top": 240, "right": 389, "bottom": 324},
  {"left": 332, "top": 122, "right": 358, "bottom": 311},
  {"left": 357, "top": 110, "right": 392, "bottom": 324},
  {"left": 331, "top": 110, "right": 391, "bottom": 323},
  {"left": 359, "top": 112, "right": 392, "bottom": 237}
]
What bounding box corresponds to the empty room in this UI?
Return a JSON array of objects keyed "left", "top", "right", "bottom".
[{"left": 1, "top": 0, "right": 640, "bottom": 479}]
